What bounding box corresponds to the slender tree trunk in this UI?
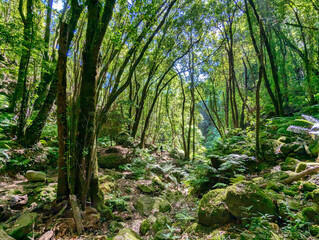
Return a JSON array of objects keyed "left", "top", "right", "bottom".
[
  {"left": 33, "top": 0, "right": 54, "bottom": 110},
  {"left": 9, "top": 0, "right": 33, "bottom": 113}
]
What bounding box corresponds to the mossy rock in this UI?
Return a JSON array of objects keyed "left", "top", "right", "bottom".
[
  {"left": 295, "top": 162, "right": 307, "bottom": 173},
  {"left": 266, "top": 182, "right": 284, "bottom": 192},
  {"left": 281, "top": 157, "right": 300, "bottom": 171},
  {"left": 283, "top": 189, "right": 298, "bottom": 197},
  {"left": 310, "top": 225, "right": 319, "bottom": 237},
  {"left": 0, "top": 229, "right": 14, "bottom": 240},
  {"left": 312, "top": 189, "right": 319, "bottom": 205},
  {"left": 309, "top": 141, "right": 319, "bottom": 156},
  {"left": 109, "top": 221, "right": 124, "bottom": 233},
  {"left": 280, "top": 143, "right": 300, "bottom": 155},
  {"left": 302, "top": 207, "right": 319, "bottom": 223},
  {"left": 198, "top": 189, "right": 233, "bottom": 226},
  {"left": 134, "top": 196, "right": 155, "bottom": 216},
  {"left": 140, "top": 219, "right": 151, "bottom": 235},
  {"left": 25, "top": 170, "right": 46, "bottom": 182},
  {"left": 302, "top": 182, "right": 318, "bottom": 192},
  {"left": 138, "top": 184, "right": 155, "bottom": 194},
  {"left": 113, "top": 228, "right": 141, "bottom": 240},
  {"left": 159, "top": 200, "right": 171, "bottom": 213},
  {"left": 183, "top": 223, "right": 212, "bottom": 235},
  {"left": 8, "top": 212, "right": 37, "bottom": 240},
  {"left": 153, "top": 214, "right": 171, "bottom": 233},
  {"left": 225, "top": 181, "right": 277, "bottom": 219},
  {"left": 98, "top": 153, "right": 130, "bottom": 169}
]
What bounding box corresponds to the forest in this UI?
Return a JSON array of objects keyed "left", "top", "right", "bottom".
[{"left": 1, "top": 0, "right": 319, "bottom": 239}]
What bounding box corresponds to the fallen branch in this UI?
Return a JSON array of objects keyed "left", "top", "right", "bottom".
[
  {"left": 260, "top": 166, "right": 319, "bottom": 188},
  {"left": 69, "top": 195, "right": 84, "bottom": 235}
]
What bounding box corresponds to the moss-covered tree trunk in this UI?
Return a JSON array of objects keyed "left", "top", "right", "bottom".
[{"left": 74, "top": 0, "right": 115, "bottom": 210}]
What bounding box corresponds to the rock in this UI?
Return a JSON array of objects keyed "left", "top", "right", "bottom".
[
  {"left": 281, "top": 157, "right": 300, "bottom": 171},
  {"left": 153, "top": 214, "right": 171, "bottom": 233},
  {"left": 98, "top": 146, "right": 131, "bottom": 169},
  {"left": 140, "top": 219, "right": 151, "bottom": 235},
  {"left": 25, "top": 170, "right": 46, "bottom": 182},
  {"left": 8, "top": 212, "right": 37, "bottom": 240},
  {"left": 225, "top": 181, "right": 277, "bottom": 219},
  {"left": 261, "top": 139, "right": 283, "bottom": 163},
  {"left": 302, "top": 207, "right": 319, "bottom": 223},
  {"left": 295, "top": 162, "right": 307, "bottom": 173},
  {"left": 9, "top": 195, "right": 28, "bottom": 210},
  {"left": 281, "top": 142, "right": 300, "bottom": 155},
  {"left": 113, "top": 228, "right": 141, "bottom": 240},
  {"left": 138, "top": 184, "right": 155, "bottom": 194},
  {"left": 302, "top": 181, "right": 318, "bottom": 192},
  {"left": 198, "top": 189, "right": 233, "bottom": 226},
  {"left": 310, "top": 225, "right": 319, "bottom": 237},
  {"left": 115, "top": 132, "right": 134, "bottom": 147},
  {"left": 109, "top": 221, "right": 125, "bottom": 233},
  {"left": 159, "top": 200, "right": 171, "bottom": 213},
  {"left": 134, "top": 196, "right": 156, "bottom": 216},
  {"left": 312, "top": 189, "right": 319, "bottom": 205},
  {"left": 0, "top": 229, "right": 14, "bottom": 240}
]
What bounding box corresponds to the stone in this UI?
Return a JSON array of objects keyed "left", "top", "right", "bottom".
[
  {"left": 138, "top": 184, "right": 155, "bottom": 194},
  {"left": 295, "top": 162, "right": 307, "bottom": 173},
  {"left": 310, "top": 225, "right": 319, "bottom": 237},
  {"left": 225, "top": 181, "right": 277, "bottom": 219},
  {"left": 25, "top": 170, "right": 46, "bottom": 182},
  {"left": 0, "top": 229, "right": 14, "bottom": 240},
  {"left": 312, "top": 189, "right": 319, "bottom": 205},
  {"left": 302, "top": 207, "right": 319, "bottom": 223},
  {"left": 153, "top": 214, "right": 171, "bottom": 233},
  {"left": 280, "top": 157, "right": 300, "bottom": 171},
  {"left": 9, "top": 195, "right": 28, "bottom": 210},
  {"left": 113, "top": 228, "right": 141, "bottom": 240},
  {"left": 134, "top": 196, "right": 156, "bottom": 216},
  {"left": 140, "top": 219, "right": 151, "bottom": 235},
  {"left": 302, "top": 182, "right": 318, "bottom": 192},
  {"left": 8, "top": 212, "right": 37, "bottom": 240},
  {"left": 159, "top": 200, "right": 171, "bottom": 213},
  {"left": 98, "top": 146, "right": 131, "bottom": 169},
  {"left": 109, "top": 221, "right": 124, "bottom": 233},
  {"left": 198, "top": 189, "right": 233, "bottom": 226}
]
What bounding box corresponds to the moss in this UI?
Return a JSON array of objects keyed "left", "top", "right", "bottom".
[
  {"left": 302, "top": 207, "right": 319, "bottom": 223},
  {"left": 8, "top": 212, "right": 37, "bottom": 240},
  {"left": 225, "top": 181, "right": 277, "bottom": 219},
  {"left": 295, "top": 162, "right": 307, "bottom": 173},
  {"left": 312, "top": 189, "right": 319, "bottom": 205},
  {"left": 153, "top": 214, "right": 171, "bottom": 233},
  {"left": 266, "top": 182, "right": 283, "bottom": 192},
  {"left": 280, "top": 157, "right": 300, "bottom": 171},
  {"left": 198, "top": 188, "right": 233, "bottom": 226},
  {"left": 283, "top": 189, "right": 298, "bottom": 197},
  {"left": 310, "top": 225, "right": 319, "bottom": 237},
  {"left": 302, "top": 182, "right": 318, "bottom": 192},
  {"left": 183, "top": 223, "right": 212, "bottom": 234},
  {"left": 140, "top": 219, "right": 151, "bottom": 235},
  {"left": 109, "top": 221, "right": 124, "bottom": 233},
  {"left": 159, "top": 201, "right": 171, "bottom": 213},
  {"left": 113, "top": 228, "right": 141, "bottom": 240},
  {"left": 138, "top": 184, "right": 155, "bottom": 194}
]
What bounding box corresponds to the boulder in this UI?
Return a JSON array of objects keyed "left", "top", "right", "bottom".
[
  {"left": 280, "top": 157, "right": 300, "bottom": 171},
  {"left": 302, "top": 207, "right": 319, "bottom": 223},
  {"left": 140, "top": 219, "right": 151, "bottom": 235},
  {"left": 8, "top": 212, "right": 37, "bottom": 240},
  {"left": 312, "top": 189, "right": 319, "bottom": 205},
  {"left": 295, "top": 162, "right": 307, "bottom": 173},
  {"left": 25, "top": 170, "right": 46, "bottom": 182},
  {"left": 115, "top": 132, "right": 135, "bottom": 147},
  {"left": 134, "top": 196, "right": 156, "bottom": 216},
  {"left": 0, "top": 229, "right": 14, "bottom": 240},
  {"left": 198, "top": 188, "right": 233, "bottom": 226},
  {"left": 302, "top": 181, "right": 318, "bottom": 192},
  {"left": 113, "top": 228, "right": 141, "bottom": 240},
  {"left": 98, "top": 146, "right": 131, "bottom": 169},
  {"left": 153, "top": 213, "right": 171, "bottom": 233},
  {"left": 138, "top": 184, "right": 155, "bottom": 194},
  {"left": 225, "top": 181, "right": 277, "bottom": 219}
]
